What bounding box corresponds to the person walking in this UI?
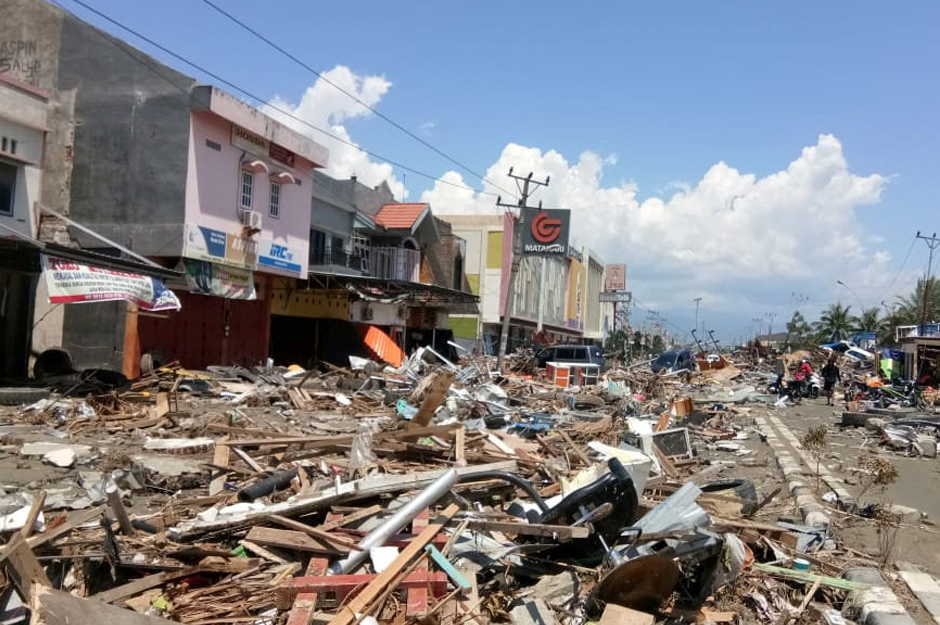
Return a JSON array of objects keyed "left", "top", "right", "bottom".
[{"left": 821, "top": 356, "right": 841, "bottom": 406}]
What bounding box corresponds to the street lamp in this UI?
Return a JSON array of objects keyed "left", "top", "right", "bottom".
[{"left": 836, "top": 280, "right": 866, "bottom": 314}]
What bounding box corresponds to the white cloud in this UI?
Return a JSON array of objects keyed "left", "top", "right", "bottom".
[
  {"left": 264, "top": 65, "right": 406, "bottom": 200},
  {"left": 261, "top": 67, "right": 894, "bottom": 332},
  {"left": 424, "top": 135, "right": 890, "bottom": 323}
]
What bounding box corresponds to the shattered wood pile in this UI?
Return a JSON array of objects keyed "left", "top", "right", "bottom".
[{"left": 0, "top": 348, "right": 903, "bottom": 624}]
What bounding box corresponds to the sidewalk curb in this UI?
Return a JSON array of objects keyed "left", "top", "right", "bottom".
[
  {"left": 753, "top": 414, "right": 829, "bottom": 528},
  {"left": 843, "top": 568, "right": 917, "bottom": 625}
]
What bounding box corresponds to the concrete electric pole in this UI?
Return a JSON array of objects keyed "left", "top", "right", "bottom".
[
  {"left": 916, "top": 231, "right": 940, "bottom": 336},
  {"left": 495, "top": 169, "right": 550, "bottom": 373}
]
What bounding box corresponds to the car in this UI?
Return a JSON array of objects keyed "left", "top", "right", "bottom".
[
  {"left": 651, "top": 348, "right": 696, "bottom": 374},
  {"left": 820, "top": 340, "right": 874, "bottom": 361},
  {"left": 535, "top": 344, "right": 605, "bottom": 370}
]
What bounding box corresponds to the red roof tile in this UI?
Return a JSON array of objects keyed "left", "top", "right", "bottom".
[{"left": 374, "top": 203, "right": 427, "bottom": 230}]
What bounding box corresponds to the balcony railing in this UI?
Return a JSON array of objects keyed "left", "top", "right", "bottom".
[
  {"left": 309, "top": 244, "right": 365, "bottom": 272},
  {"left": 372, "top": 246, "right": 420, "bottom": 282},
  {"left": 310, "top": 242, "right": 420, "bottom": 282}
]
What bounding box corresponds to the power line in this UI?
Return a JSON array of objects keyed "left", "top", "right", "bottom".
[
  {"left": 58, "top": 0, "right": 503, "bottom": 200},
  {"left": 876, "top": 233, "right": 917, "bottom": 303},
  {"left": 196, "top": 0, "right": 514, "bottom": 199}
]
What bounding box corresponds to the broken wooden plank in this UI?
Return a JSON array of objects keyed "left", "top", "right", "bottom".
[
  {"left": 327, "top": 504, "right": 460, "bottom": 625},
  {"left": 209, "top": 436, "right": 231, "bottom": 496},
  {"left": 264, "top": 514, "right": 360, "bottom": 549},
  {"left": 454, "top": 427, "right": 465, "bottom": 463},
  {"left": 33, "top": 586, "right": 177, "bottom": 625},
  {"left": 245, "top": 526, "right": 346, "bottom": 555},
  {"left": 0, "top": 533, "right": 50, "bottom": 600},
  {"left": 231, "top": 446, "right": 265, "bottom": 473},
  {"left": 91, "top": 567, "right": 203, "bottom": 605},
  {"left": 652, "top": 445, "right": 679, "bottom": 479},
  {"left": 451, "top": 518, "right": 589, "bottom": 542},
  {"left": 411, "top": 371, "right": 455, "bottom": 428},
  {"left": 239, "top": 540, "right": 289, "bottom": 564},
  {"left": 20, "top": 491, "right": 46, "bottom": 538},
  {"left": 318, "top": 504, "right": 383, "bottom": 532}
]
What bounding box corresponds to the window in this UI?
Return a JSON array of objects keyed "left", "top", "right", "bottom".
[
  {"left": 269, "top": 182, "right": 280, "bottom": 218},
  {"left": 239, "top": 170, "right": 253, "bottom": 209},
  {"left": 309, "top": 229, "right": 326, "bottom": 265},
  {"left": 0, "top": 162, "right": 15, "bottom": 216}
]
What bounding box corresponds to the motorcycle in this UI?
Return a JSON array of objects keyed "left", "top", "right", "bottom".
[{"left": 767, "top": 372, "right": 822, "bottom": 402}]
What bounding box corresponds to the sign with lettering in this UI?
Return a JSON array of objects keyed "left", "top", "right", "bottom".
[
  {"left": 520, "top": 208, "right": 570, "bottom": 255},
  {"left": 183, "top": 259, "right": 256, "bottom": 300},
  {"left": 258, "top": 239, "right": 303, "bottom": 275},
  {"left": 41, "top": 256, "right": 180, "bottom": 311},
  {"left": 605, "top": 264, "right": 626, "bottom": 291},
  {"left": 231, "top": 124, "right": 296, "bottom": 168},
  {"left": 184, "top": 224, "right": 258, "bottom": 270},
  {"left": 599, "top": 290, "right": 632, "bottom": 304}
]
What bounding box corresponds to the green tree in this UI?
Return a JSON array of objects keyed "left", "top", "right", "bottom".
[
  {"left": 651, "top": 334, "right": 664, "bottom": 356},
  {"left": 813, "top": 302, "right": 854, "bottom": 341},
  {"left": 895, "top": 278, "right": 940, "bottom": 327},
  {"left": 785, "top": 311, "right": 812, "bottom": 347},
  {"left": 854, "top": 306, "right": 885, "bottom": 334},
  {"left": 632, "top": 331, "right": 643, "bottom": 357}
]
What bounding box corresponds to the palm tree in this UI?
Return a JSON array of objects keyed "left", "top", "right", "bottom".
[
  {"left": 785, "top": 311, "right": 812, "bottom": 347},
  {"left": 854, "top": 306, "right": 885, "bottom": 334},
  {"left": 814, "top": 303, "right": 854, "bottom": 342},
  {"left": 896, "top": 277, "right": 940, "bottom": 327}
]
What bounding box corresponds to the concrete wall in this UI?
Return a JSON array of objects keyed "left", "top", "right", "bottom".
[
  {"left": 57, "top": 14, "right": 194, "bottom": 254},
  {"left": 312, "top": 201, "right": 353, "bottom": 238}
]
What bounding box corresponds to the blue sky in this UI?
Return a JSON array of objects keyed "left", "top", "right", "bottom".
[{"left": 64, "top": 0, "right": 940, "bottom": 342}]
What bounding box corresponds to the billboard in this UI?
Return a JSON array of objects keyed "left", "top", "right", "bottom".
[
  {"left": 605, "top": 264, "right": 626, "bottom": 292},
  {"left": 521, "top": 208, "right": 570, "bottom": 255}
]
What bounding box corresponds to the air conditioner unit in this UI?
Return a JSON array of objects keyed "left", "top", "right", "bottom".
[
  {"left": 361, "top": 306, "right": 374, "bottom": 321},
  {"left": 239, "top": 209, "right": 262, "bottom": 230}
]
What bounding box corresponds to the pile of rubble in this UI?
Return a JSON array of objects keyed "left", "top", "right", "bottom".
[{"left": 0, "top": 349, "right": 924, "bottom": 625}]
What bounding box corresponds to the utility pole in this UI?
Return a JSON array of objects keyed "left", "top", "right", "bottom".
[
  {"left": 495, "top": 168, "right": 550, "bottom": 372},
  {"left": 693, "top": 298, "right": 702, "bottom": 339},
  {"left": 916, "top": 231, "right": 940, "bottom": 336}
]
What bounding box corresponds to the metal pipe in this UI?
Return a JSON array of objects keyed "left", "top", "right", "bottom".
[
  {"left": 237, "top": 469, "right": 297, "bottom": 502},
  {"left": 328, "top": 468, "right": 458, "bottom": 575}
]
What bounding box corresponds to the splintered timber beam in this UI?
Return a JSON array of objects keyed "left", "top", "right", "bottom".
[{"left": 326, "top": 504, "right": 460, "bottom": 625}]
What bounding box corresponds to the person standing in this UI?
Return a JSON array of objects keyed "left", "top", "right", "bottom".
[{"left": 821, "top": 356, "right": 841, "bottom": 406}]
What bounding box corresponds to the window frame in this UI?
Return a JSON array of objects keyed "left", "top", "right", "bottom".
[
  {"left": 0, "top": 160, "right": 16, "bottom": 217},
  {"left": 239, "top": 169, "right": 254, "bottom": 210},
  {"left": 268, "top": 181, "right": 281, "bottom": 219}
]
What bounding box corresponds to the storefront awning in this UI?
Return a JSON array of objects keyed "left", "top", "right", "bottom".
[{"left": 308, "top": 270, "right": 479, "bottom": 305}]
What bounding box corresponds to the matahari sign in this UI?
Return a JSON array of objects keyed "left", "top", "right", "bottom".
[{"left": 521, "top": 208, "right": 570, "bottom": 255}]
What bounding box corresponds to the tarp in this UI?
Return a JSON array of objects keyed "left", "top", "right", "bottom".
[{"left": 41, "top": 255, "right": 180, "bottom": 311}]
